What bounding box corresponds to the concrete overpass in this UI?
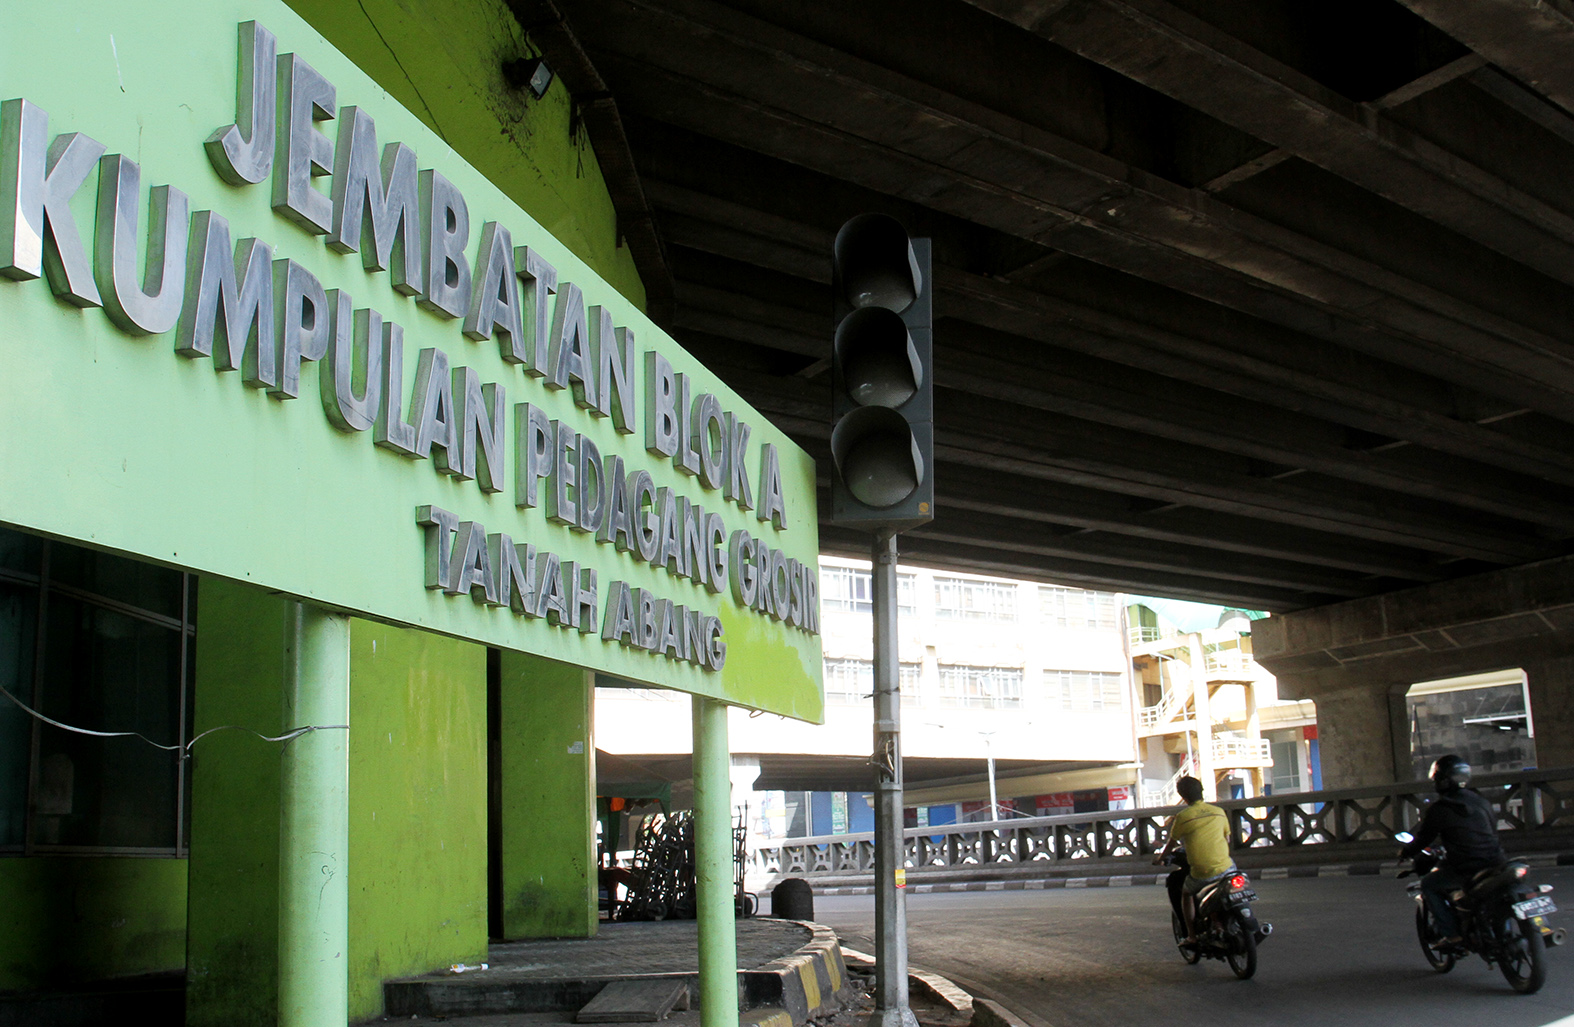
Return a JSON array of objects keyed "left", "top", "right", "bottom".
[{"left": 501, "top": 0, "right": 1574, "bottom": 781}]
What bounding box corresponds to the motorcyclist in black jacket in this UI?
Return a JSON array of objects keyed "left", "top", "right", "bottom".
[{"left": 1400, "top": 754, "right": 1507, "bottom": 944}]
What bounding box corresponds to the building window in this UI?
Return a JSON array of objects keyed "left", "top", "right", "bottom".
[
  {"left": 937, "top": 665, "right": 1023, "bottom": 708},
  {"left": 824, "top": 658, "right": 922, "bottom": 706},
  {"left": 821, "top": 566, "right": 873, "bottom": 614},
  {"left": 0, "top": 527, "right": 196, "bottom": 855},
  {"left": 1047, "top": 669, "right": 1125, "bottom": 712},
  {"left": 934, "top": 577, "right": 1018, "bottom": 621},
  {"left": 1039, "top": 586, "right": 1117, "bottom": 629},
  {"left": 820, "top": 568, "right": 917, "bottom": 616},
  {"left": 823, "top": 658, "right": 873, "bottom": 704}
]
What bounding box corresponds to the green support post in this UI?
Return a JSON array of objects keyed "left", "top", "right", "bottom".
[
  {"left": 692, "top": 697, "right": 738, "bottom": 1027},
  {"left": 278, "top": 603, "right": 351, "bottom": 1027}
]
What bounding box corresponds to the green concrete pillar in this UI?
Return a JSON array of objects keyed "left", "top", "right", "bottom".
[
  {"left": 497, "top": 653, "right": 596, "bottom": 939},
  {"left": 692, "top": 696, "right": 738, "bottom": 1027},
  {"left": 187, "top": 579, "right": 288, "bottom": 1027},
  {"left": 278, "top": 603, "right": 350, "bottom": 1027}
]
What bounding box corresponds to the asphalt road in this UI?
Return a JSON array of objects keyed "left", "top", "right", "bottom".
[{"left": 804, "top": 868, "right": 1574, "bottom": 1027}]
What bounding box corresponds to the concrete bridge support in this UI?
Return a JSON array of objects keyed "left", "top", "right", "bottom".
[{"left": 1254, "top": 554, "right": 1574, "bottom": 788}]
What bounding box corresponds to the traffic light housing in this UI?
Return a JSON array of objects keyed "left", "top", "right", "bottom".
[{"left": 829, "top": 214, "right": 934, "bottom": 531}]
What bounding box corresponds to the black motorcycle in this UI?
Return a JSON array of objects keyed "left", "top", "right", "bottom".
[
  {"left": 1395, "top": 831, "right": 1565, "bottom": 994},
  {"left": 1163, "top": 851, "right": 1272, "bottom": 980}
]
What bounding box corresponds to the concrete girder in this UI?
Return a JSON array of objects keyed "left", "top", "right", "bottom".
[
  {"left": 569, "top": 0, "right": 1574, "bottom": 418},
  {"left": 675, "top": 273, "right": 1574, "bottom": 531},
  {"left": 956, "top": 0, "right": 1574, "bottom": 289},
  {"left": 1394, "top": 0, "right": 1574, "bottom": 120},
  {"left": 1253, "top": 553, "right": 1574, "bottom": 685},
  {"left": 647, "top": 166, "right": 1574, "bottom": 491}
]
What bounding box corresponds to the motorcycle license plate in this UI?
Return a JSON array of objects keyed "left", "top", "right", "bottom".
[{"left": 1513, "top": 895, "right": 1557, "bottom": 919}]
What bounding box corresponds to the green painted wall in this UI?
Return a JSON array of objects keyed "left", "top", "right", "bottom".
[
  {"left": 499, "top": 653, "right": 598, "bottom": 938},
  {"left": 348, "top": 623, "right": 489, "bottom": 1021},
  {"left": 0, "top": 856, "right": 187, "bottom": 991},
  {"left": 187, "top": 577, "right": 490, "bottom": 1025},
  {"left": 186, "top": 578, "right": 287, "bottom": 1027},
  {"left": 284, "top": 0, "right": 647, "bottom": 309}
]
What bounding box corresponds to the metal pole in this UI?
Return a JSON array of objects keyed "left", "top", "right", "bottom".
[
  {"left": 871, "top": 532, "right": 916, "bottom": 1027},
  {"left": 693, "top": 696, "right": 739, "bottom": 1027},
  {"left": 985, "top": 739, "right": 998, "bottom": 821},
  {"left": 279, "top": 602, "right": 350, "bottom": 1027}
]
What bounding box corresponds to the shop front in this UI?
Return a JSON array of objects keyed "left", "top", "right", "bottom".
[{"left": 0, "top": 3, "right": 822, "bottom": 1024}]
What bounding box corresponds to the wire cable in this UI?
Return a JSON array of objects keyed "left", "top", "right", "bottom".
[{"left": 0, "top": 680, "right": 346, "bottom": 754}]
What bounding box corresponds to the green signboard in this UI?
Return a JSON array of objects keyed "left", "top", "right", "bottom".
[{"left": 0, "top": 0, "right": 823, "bottom": 720}]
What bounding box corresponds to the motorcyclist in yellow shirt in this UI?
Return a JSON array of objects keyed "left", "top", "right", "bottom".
[{"left": 1153, "top": 775, "right": 1237, "bottom": 945}]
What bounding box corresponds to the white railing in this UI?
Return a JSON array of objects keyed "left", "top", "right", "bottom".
[
  {"left": 1129, "top": 625, "right": 1164, "bottom": 645},
  {"left": 1141, "top": 755, "right": 1195, "bottom": 808},
  {"left": 1213, "top": 737, "right": 1272, "bottom": 765},
  {"left": 1204, "top": 647, "right": 1249, "bottom": 675},
  {"left": 1138, "top": 676, "right": 1193, "bottom": 730}
]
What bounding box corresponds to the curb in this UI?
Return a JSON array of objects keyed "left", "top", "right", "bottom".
[
  {"left": 742, "top": 921, "right": 855, "bottom": 1024},
  {"left": 811, "top": 852, "right": 1569, "bottom": 896},
  {"left": 841, "top": 947, "right": 973, "bottom": 1016}
]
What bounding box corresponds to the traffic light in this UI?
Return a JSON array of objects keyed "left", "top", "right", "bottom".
[{"left": 829, "top": 214, "right": 934, "bottom": 531}]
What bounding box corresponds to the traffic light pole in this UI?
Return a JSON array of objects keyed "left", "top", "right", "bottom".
[{"left": 871, "top": 531, "right": 917, "bottom": 1027}]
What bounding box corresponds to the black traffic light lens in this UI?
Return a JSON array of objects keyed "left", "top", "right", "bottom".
[
  {"left": 835, "top": 307, "right": 921, "bottom": 408},
  {"left": 830, "top": 407, "right": 925, "bottom": 508},
  {"left": 834, "top": 214, "right": 922, "bottom": 313}
]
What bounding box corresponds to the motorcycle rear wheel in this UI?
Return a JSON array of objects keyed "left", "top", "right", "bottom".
[
  {"left": 1416, "top": 906, "right": 1456, "bottom": 973},
  {"left": 1172, "top": 911, "right": 1201, "bottom": 964},
  {"left": 1225, "top": 912, "right": 1258, "bottom": 980},
  {"left": 1498, "top": 915, "right": 1547, "bottom": 994}
]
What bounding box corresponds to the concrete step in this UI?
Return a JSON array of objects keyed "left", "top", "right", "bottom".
[{"left": 577, "top": 978, "right": 690, "bottom": 1022}]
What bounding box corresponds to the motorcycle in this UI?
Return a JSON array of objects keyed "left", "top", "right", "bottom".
[
  {"left": 1162, "top": 850, "right": 1272, "bottom": 980},
  {"left": 1395, "top": 831, "right": 1565, "bottom": 994}
]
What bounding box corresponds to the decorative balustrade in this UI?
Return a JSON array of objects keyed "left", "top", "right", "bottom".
[{"left": 747, "top": 767, "right": 1574, "bottom": 879}]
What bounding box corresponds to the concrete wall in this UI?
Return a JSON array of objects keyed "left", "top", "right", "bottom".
[
  {"left": 188, "top": 579, "right": 494, "bottom": 1026},
  {"left": 348, "top": 623, "right": 489, "bottom": 1020},
  {"left": 284, "top": 0, "right": 646, "bottom": 308},
  {"left": 0, "top": 857, "right": 187, "bottom": 992},
  {"left": 1254, "top": 554, "right": 1574, "bottom": 787},
  {"left": 497, "top": 653, "right": 597, "bottom": 940}
]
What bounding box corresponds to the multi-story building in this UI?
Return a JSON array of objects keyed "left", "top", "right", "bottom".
[
  {"left": 1128, "top": 601, "right": 1319, "bottom": 805},
  {"left": 595, "top": 558, "right": 1139, "bottom": 842}
]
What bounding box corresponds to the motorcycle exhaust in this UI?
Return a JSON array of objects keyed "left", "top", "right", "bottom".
[{"left": 1546, "top": 928, "right": 1567, "bottom": 947}]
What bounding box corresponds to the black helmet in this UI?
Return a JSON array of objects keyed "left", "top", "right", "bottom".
[{"left": 1430, "top": 754, "right": 1471, "bottom": 793}]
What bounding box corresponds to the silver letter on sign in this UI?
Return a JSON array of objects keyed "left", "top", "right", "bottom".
[
  {"left": 271, "top": 258, "right": 329, "bottom": 399},
  {"left": 644, "top": 351, "right": 678, "bottom": 458},
  {"left": 547, "top": 281, "right": 597, "bottom": 408},
  {"left": 175, "top": 211, "right": 276, "bottom": 389},
  {"left": 206, "top": 21, "right": 276, "bottom": 186},
  {"left": 272, "top": 53, "right": 335, "bottom": 234},
  {"left": 452, "top": 365, "right": 505, "bottom": 492},
  {"left": 1, "top": 99, "right": 104, "bottom": 306},
  {"left": 320, "top": 292, "right": 384, "bottom": 432},
  {"left": 757, "top": 442, "right": 787, "bottom": 530},
  {"left": 375, "top": 317, "right": 418, "bottom": 456},
  {"left": 328, "top": 107, "right": 421, "bottom": 293},
  {"left": 411, "top": 347, "right": 459, "bottom": 472},
  {"left": 590, "top": 306, "right": 635, "bottom": 434},
  {"left": 463, "top": 222, "right": 524, "bottom": 360},
  {"left": 94, "top": 155, "right": 189, "bottom": 336},
  {"left": 515, "top": 246, "right": 556, "bottom": 376},
  {"left": 418, "top": 169, "right": 470, "bottom": 318}
]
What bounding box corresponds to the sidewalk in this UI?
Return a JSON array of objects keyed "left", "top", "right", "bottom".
[
  {"left": 379, "top": 918, "right": 1014, "bottom": 1027},
  {"left": 384, "top": 918, "right": 850, "bottom": 1026}
]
